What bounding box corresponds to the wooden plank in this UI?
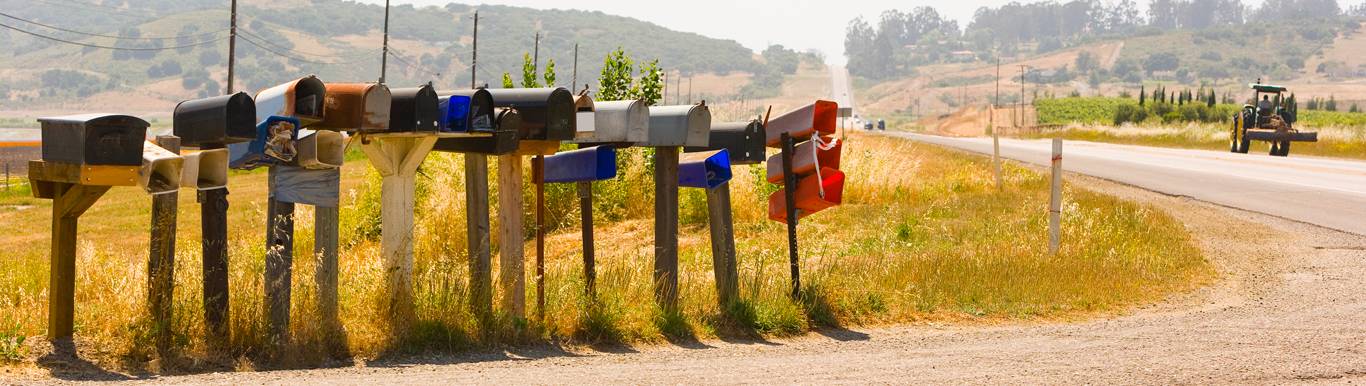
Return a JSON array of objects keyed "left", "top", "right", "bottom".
[
  {"left": 496, "top": 155, "right": 525, "bottom": 318},
  {"left": 48, "top": 183, "right": 76, "bottom": 340},
  {"left": 197, "top": 188, "right": 230, "bottom": 346},
  {"left": 653, "top": 147, "right": 680, "bottom": 309},
  {"left": 147, "top": 136, "right": 179, "bottom": 354},
  {"left": 577, "top": 181, "right": 595, "bottom": 299},
  {"left": 380, "top": 171, "right": 416, "bottom": 329},
  {"left": 363, "top": 131, "right": 491, "bottom": 139},
  {"left": 465, "top": 154, "right": 492, "bottom": 319},
  {"left": 28, "top": 160, "right": 138, "bottom": 187},
  {"left": 706, "top": 182, "right": 737, "bottom": 306},
  {"left": 265, "top": 198, "right": 294, "bottom": 345}
]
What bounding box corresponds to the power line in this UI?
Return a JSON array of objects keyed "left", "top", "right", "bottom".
[
  {"left": 237, "top": 29, "right": 375, "bottom": 59},
  {"left": 386, "top": 48, "right": 445, "bottom": 78},
  {"left": 0, "top": 11, "right": 227, "bottom": 40},
  {"left": 26, "top": 0, "right": 147, "bottom": 18},
  {"left": 0, "top": 21, "right": 227, "bottom": 51},
  {"left": 235, "top": 33, "right": 373, "bottom": 65}
]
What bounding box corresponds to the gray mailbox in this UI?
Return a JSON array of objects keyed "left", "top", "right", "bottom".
[
  {"left": 40, "top": 114, "right": 149, "bottom": 166},
  {"left": 575, "top": 99, "right": 648, "bottom": 144},
  {"left": 486, "top": 87, "right": 575, "bottom": 140},
  {"left": 432, "top": 108, "right": 521, "bottom": 155},
  {"left": 318, "top": 83, "right": 392, "bottom": 133},
  {"left": 684, "top": 119, "right": 765, "bottom": 165},
  {"left": 255, "top": 75, "right": 326, "bottom": 125},
  {"left": 388, "top": 85, "right": 441, "bottom": 132},
  {"left": 173, "top": 92, "right": 257, "bottom": 146},
  {"left": 644, "top": 103, "right": 711, "bottom": 147}
]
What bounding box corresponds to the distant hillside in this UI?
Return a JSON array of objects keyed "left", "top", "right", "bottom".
[{"left": 0, "top": 0, "right": 760, "bottom": 112}]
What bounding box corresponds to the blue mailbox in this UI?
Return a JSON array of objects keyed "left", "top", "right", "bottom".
[
  {"left": 678, "top": 149, "right": 732, "bottom": 189},
  {"left": 541, "top": 146, "right": 617, "bottom": 183},
  {"left": 229, "top": 115, "right": 299, "bottom": 170}
]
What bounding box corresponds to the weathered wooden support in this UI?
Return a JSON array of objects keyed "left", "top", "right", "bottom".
[
  {"left": 780, "top": 133, "right": 801, "bottom": 299},
  {"left": 465, "top": 155, "right": 492, "bottom": 319},
  {"left": 577, "top": 181, "right": 595, "bottom": 299},
  {"left": 496, "top": 155, "right": 525, "bottom": 318},
  {"left": 264, "top": 196, "right": 294, "bottom": 345},
  {"left": 706, "top": 182, "right": 737, "bottom": 306},
  {"left": 197, "top": 186, "right": 230, "bottom": 344},
  {"left": 314, "top": 205, "right": 341, "bottom": 337},
  {"left": 1049, "top": 139, "right": 1063, "bottom": 254},
  {"left": 46, "top": 183, "right": 109, "bottom": 339},
  {"left": 148, "top": 136, "right": 179, "bottom": 354},
  {"left": 359, "top": 134, "right": 440, "bottom": 331},
  {"left": 653, "top": 147, "right": 680, "bottom": 309},
  {"left": 533, "top": 155, "right": 546, "bottom": 319}
]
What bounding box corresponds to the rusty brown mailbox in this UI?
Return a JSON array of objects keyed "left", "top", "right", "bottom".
[
  {"left": 40, "top": 114, "right": 149, "bottom": 167},
  {"left": 318, "top": 83, "right": 392, "bottom": 133},
  {"left": 387, "top": 84, "right": 441, "bottom": 132},
  {"left": 486, "top": 87, "right": 575, "bottom": 140},
  {"left": 432, "top": 108, "right": 521, "bottom": 155},
  {"left": 685, "top": 119, "right": 765, "bottom": 165}
]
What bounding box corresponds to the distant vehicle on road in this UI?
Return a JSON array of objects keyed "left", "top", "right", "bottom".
[
  {"left": 864, "top": 121, "right": 874, "bottom": 130},
  {"left": 877, "top": 119, "right": 885, "bottom": 131},
  {"left": 1230, "top": 82, "right": 1317, "bottom": 157}
]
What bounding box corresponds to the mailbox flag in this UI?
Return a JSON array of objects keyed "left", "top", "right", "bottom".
[
  {"left": 766, "top": 136, "right": 841, "bottom": 184},
  {"left": 767, "top": 167, "right": 845, "bottom": 224},
  {"left": 679, "top": 149, "right": 733, "bottom": 189},
  {"left": 765, "top": 100, "right": 838, "bottom": 147},
  {"left": 542, "top": 146, "right": 617, "bottom": 183}
]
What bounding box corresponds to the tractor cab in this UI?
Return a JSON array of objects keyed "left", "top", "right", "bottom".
[{"left": 1245, "top": 83, "right": 1294, "bottom": 126}]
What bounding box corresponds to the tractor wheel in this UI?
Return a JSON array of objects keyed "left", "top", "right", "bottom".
[
  {"left": 1237, "top": 132, "right": 1251, "bottom": 154},
  {"left": 1274, "top": 141, "right": 1291, "bottom": 157},
  {"left": 1229, "top": 125, "right": 1240, "bottom": 152}
]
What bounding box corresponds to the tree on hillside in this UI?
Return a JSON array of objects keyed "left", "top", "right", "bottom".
[
  {"left": 1143, "top": 52, "right": 1180, "bottom": 74},
  {"left": 1140, "top": 85, "right": 1146, "bottom": 105},
  {"left": 598, "top": 47, "right": 634, "bottom": 101},
  {"left": 544, "top": 59, "right": 557, "bottom": 88},
  {"left": 521, "top": 53, "right": 540, "bottom": 88}
]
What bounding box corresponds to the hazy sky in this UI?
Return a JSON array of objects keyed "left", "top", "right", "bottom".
[{"left": 354, "top": 0, "right": 1354, "bottom": 64}]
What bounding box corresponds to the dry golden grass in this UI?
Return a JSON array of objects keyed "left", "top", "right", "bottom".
[{"left": 0, "top": 133, "right": 1210, "bottom": 371}]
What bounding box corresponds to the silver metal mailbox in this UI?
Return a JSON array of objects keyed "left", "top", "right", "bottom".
[
  {"left": 643, "top": 103, "right": 711, "bottom": 147},
  {"left": 575, "top": 99, "right": 648, "bottom": 144}
]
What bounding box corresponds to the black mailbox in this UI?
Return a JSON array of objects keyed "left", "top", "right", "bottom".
[
  {"left": 685, "top": 119, "right": 765, "bottom": 165},
  {"left": 39, "top": 114, "right": 149, "bottom": 166},
  {"left": 432, "top": 108, "right": 521, "bottom": 155},
  {"left": 486, "top": 87, "right": 575, "bottom": 140},
  {"left": 388, "top": 85, "right": 440, "bottom": 132},
  {"left": 438, "top": 88, "right": 496, "bottom": 133},
  {"left": 173, "top": 92, "right": 257, "bottom": 147}
]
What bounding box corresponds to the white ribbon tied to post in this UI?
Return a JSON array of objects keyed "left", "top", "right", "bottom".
[{"left": 809, "top": 134, "right": 839, "bottom": 199}]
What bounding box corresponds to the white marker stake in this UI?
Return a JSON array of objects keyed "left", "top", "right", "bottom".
[
  {"left": 991, "top": 106, "right": 1002, "bottom": 190},
  {"left": 1049, "top": 138, "right": 1063, "bottom": 254}
]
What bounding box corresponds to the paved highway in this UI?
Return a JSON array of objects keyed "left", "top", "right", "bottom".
[{"left": 888, "top": 132, "right": 1366, "bottom": 236}]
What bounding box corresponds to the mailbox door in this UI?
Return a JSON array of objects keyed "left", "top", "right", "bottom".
[
  {"left": 767, "top": 167, "right": 845, "bottom": 223},
  {"left": 174, "top": 92, "right": 257, "bottom": 146},
  {"left": 39, "top": 114, "right": 149, "bottom": 166},
  {"left": 389, "top": 85, "right": 441, "bottom": 132}
]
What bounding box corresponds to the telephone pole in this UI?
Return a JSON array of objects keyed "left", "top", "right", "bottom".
[
  {"left": 471, "top": 11, "right": 478, "bottom": 89},
  {"left": 533, "top": 32, "right": 540, "bottom": 77},
  {"left": 379, "top": 0, "right": 390, "bottom": 84},
  {"left": 1018, "top": 64, "right": 1029, "bottom": 127},
  {"left": 225, "top": 0, "right": 237, "bottom": 94},
  {"left": 571, "top": 43, "right": 578, "bottom": 92}
]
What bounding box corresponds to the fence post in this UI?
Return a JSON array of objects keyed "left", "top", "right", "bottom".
[
  {"left": 497, "top": 155, "right": 525, "bottom": 318},
  {"left": 533, "top": 155, "right": 546, "bottom": 320},
  {"left": 653, "top": 147, "right": 680, "bottom": 309},
  {"left": 1049, "top": 138, "right": 1063, "bottom": 254},
  {"left": 706, "top": 181, "right": 737, "bottom": 306},
  {"left": 992, "top": 107, "right": 1002, "bottom": 190},
  {"left": 314, "top": 203, "right": 341, "bottom": 342},
  {"left": 197, "top": 177, "right": 230, "bottom": 347},
  {"left": 780, "top": 133, "right": 801, "bottom": 299},
  {"left": 148, "top": 136, "right": 179, "bottom": 355},
  {"left": 577, "top": 180, "right": 595, "bottom": 299},
  {"left": 265, "top": 194, "right": 294, "bottom": 346},
  {"left": 465, "top": 154, "right": 492, "bottom": 320}
]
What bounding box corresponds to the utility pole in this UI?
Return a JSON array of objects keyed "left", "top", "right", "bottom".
[
  {"left": 571, "top": 43, "right": 578, "bottom": 92},
  {"left": 471, "top": 11, "right": 478, "bottom": 89},
  {"left": 533, "top": 32, "right": 540, "bottom": 77},
  {"left": 687, "top": 76, "right": 692, "bottom": 104},
  {"left": 225, "top": 0, "right": 237, "bottom": 94},
  {"left": 380, "top": 0, "right": 390, "bottom": 84},
  {"left": 1018, "top": 64, "right": 1029, "bottom": 128}
]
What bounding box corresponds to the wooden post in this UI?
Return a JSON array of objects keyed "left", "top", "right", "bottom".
[
  {"left": 314, "top": 205, "right": 340, "bottom": 338},
  {"left": 653, "top": 147, "right": 680, "bottom": 309},
  {"left": 148, "top": 136, "right": 179, "bottom": 354},
  {"left": 496, "top": 155, "right": 525, "bottom": 318},
  {"left": 780, "top": 133, "right": 801, "bottom": 299},
  {"left": 359, "top": 135, "right": 437, "bottom": 331},
  {"left": 706, "top": 182, "right": 737, "bottom": 306},
  {"left": 264, "top": 195, "right": 294, "bottom": 346},
  {"left": 533, "top": 155, "right": 546, "bottom": 319},
  {"left": 1049, "top": 138, "right": 1063, "bottom": 254},
  {"left": 577, "top": 181, "right": 595, "bottom": 299},
  {"left": 47, "top": 183, "right": 109, "bottom": 340},
  {"left": 197, "top": 177, "right": 230, "bottom": 345},
  {"left": 465, "top": 154, "right": 492, "bottom": 319},
  {"left": 991, "top": 106, "right": 1002, "bottom": 190}
]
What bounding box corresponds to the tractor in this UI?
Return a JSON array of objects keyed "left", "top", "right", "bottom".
[{"left": 1230, "top": 82, "right": 1317, "bottom": 156}]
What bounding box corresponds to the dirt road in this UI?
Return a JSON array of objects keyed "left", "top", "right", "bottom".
[{"left": 37, "top": 160, "right": 1357, "bottom": 384}]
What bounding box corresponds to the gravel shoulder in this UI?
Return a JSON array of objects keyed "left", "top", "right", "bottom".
[{"left": 15, "top": 154, "right": 1366, "bottom": 385}]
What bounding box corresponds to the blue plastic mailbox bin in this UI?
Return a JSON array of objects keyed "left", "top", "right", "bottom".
[
  {"left": 678, "top": 149, "right": 732, "bottom": 189},
  {"left": 542, "top": 146, "right": 617, "bottom": 183},
  {"left": 438, "top": 95, "right": 473, "bottom": 132},
  {"left": 228, "top": 115, "right": 300, "bottom": 170}
]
